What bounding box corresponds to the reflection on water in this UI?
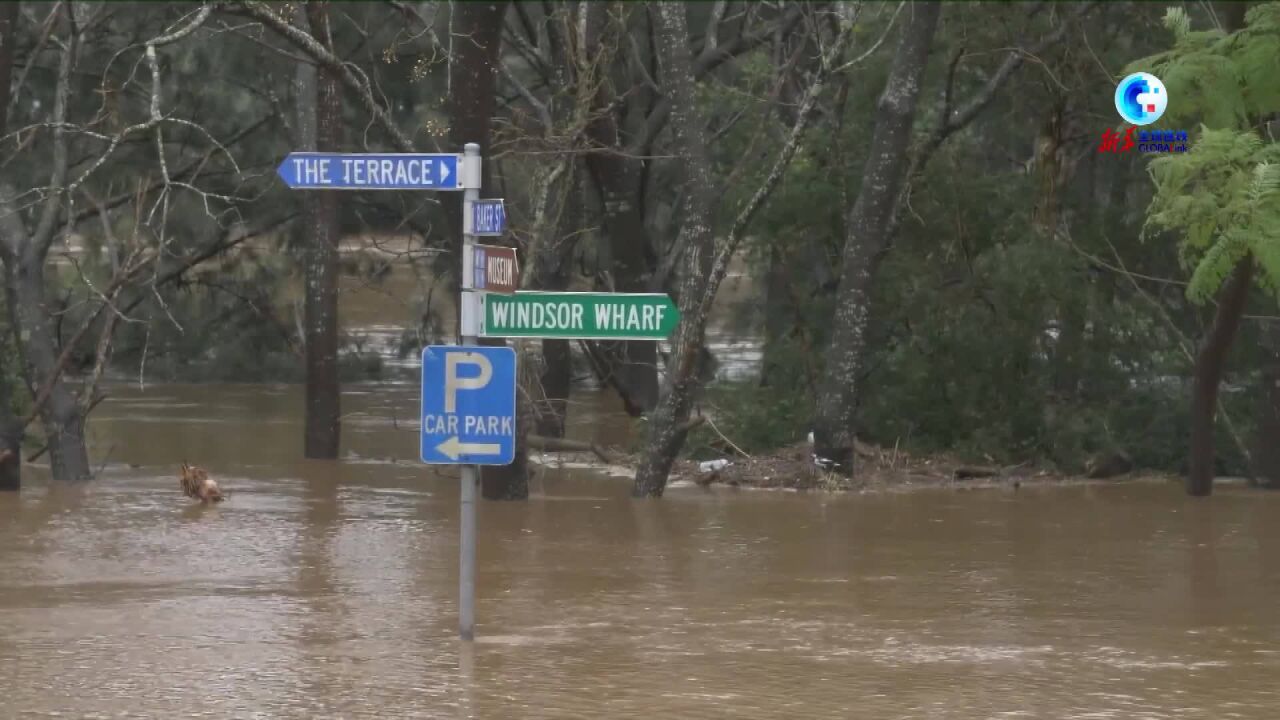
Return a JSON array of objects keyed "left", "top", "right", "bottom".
[{"left": 3, "top": 383, "right": 1280, "bottom": 718}]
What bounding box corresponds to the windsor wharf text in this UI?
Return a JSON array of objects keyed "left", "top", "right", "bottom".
[{"left": 481, "top": 292, "right": 680, "bottom": 340}]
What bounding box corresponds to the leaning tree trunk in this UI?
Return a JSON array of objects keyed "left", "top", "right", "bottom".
[
  {"left": 633, "top": 2, "right": 856, "bottom": 496},
  {"left": 632, "top": 2, "right": 721, "bottom": 497},
  {"left": 299, "top": 3, "right": 342, "bottom": 459},
  {"left": 811, "top": 1, "right": 942, "bottom": 475},
  {"left": 1188, "top": 260, "right": 1255, "bottom": 495}
]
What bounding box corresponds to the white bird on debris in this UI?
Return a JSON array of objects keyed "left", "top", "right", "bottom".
[
  {"left": 699, "top": 459, "right": 731, "bottom": 473},
  {"left": 808, "top": 431, "right": 838, "bottom": 471}
]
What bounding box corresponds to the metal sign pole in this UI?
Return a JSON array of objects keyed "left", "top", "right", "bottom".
[{"left": 459, "top": 142, "right": 481, "bottom": 642}]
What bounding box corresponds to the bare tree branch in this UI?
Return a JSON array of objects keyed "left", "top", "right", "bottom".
[
  {"left": 68, "top": 115, "right": 272, "bottom": 226},
  {"left": 118, "top": 212, "right": 298, "bottom": 318},
  {"left": 501, "top": 61, "right": 553, "bottom": 130},
  {"left": 150, "top": 3, "right": 217, "bottom": 48},
  {"left": 697, "top": 3, "right": 858, "bottom": 322},
  {"left": 236, "top": 1, "right": 418, "bottom": 153},
  {"left": 698, "top": 0, "right": 730, "bottom": 63},
  {"left": 6, "top": 2, "right": 60, "bottom": 114},
  {"left": 28, "top": 4, "right": 76, "bottom": 263},
  {"left": 19, "top": 250, "right": 153, "bottom": 430},
  {"left": 913, "top": 2, "right": 1099, "bottom": 178},
  {"left": 628, "top": 3, "right": 805, "bottom": 155},
  {"left": 890, "top": 1, "right": 1100, "bottom": 239}
]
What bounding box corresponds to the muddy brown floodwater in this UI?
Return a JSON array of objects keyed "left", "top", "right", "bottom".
[
  {"left": 1, "top": 382, "right": 1280, "bottom": 719},
  {"left": 5, "top": 254, "right": 1280, "bottom": 718}
]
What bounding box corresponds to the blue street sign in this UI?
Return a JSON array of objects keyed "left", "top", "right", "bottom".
[
  {"left": 471, "top": 199, "right": 506, "bottom": 236},
  {"left": 277, "top": 152, "right": 463, "bottom": 190},
  {"left": 420, "top": 345, "right": 516, "bottom": 465}
]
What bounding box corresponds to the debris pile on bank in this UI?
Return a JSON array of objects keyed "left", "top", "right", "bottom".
[
  {"left": 527, "top": 433, "right": 1160, "bottom": 492},
  {"left": 669, "top": 440, "right": 1154, "bottom": 491}
]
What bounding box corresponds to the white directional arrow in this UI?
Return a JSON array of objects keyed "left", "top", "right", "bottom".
[
  {"left": 440, "top": 161, "right": 451, "bottom": 184},
  {"left": 436, "top": 436, "right": 501, "bottom": 460}
]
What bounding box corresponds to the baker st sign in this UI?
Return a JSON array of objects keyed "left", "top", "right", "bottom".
[{"left": 468, "top": 291, "right": 680, "bottom": 341}]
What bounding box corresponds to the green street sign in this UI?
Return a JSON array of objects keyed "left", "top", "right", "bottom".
[{"left": 473, "top": 291, "right": 680, "bottom": 340}]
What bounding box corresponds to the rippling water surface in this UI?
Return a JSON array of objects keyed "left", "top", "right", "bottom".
[{"left": 3, "top": 383, "right": 1280, "bottom": 719}]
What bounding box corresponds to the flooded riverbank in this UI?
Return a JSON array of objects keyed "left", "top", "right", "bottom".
[{"left": 4, "top": 382, "right": 1280, "bottom": 718}]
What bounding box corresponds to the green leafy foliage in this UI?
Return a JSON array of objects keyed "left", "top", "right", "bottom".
[
  {"left": 1126, "top": 2, "right": 1280, "bottom": 307},
  {"left": 685, "top": 381, "right": 813, "bottom": 459},
  {"left": 1129, "top": 4, "right": 1280, "bottom": 130},
  {"left": 1144, "top": 129, "right": 1280, "bottom": 301}
]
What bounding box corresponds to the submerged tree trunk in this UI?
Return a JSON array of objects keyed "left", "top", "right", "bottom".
[
  {"left": 1188, "top": 260, "right": 1254, "bottom": 496},
  {"left": 1256, "top": 322, "right": 1280, "bottom": 488},
  {"left": 0, "top": 416, "right": 20, "bottom": 490},
  {"left": 811, "top": 1, "right": 942, "bottom": 475},
  {"left": 1185, "top": 0, "right": 1254, "bottom": 496},
  {"left": 0, "top": 0, "right": 20, "bottom": 491},
  {"left": 441, "top": 1, "right": 523, "bottom": 499},
  {"left": 3, "top": 262, "right": 92, "bottom": 481},
  {"left": 0, "top": 9, "right": 90, "bottom": 482},
  {"left": 634, "top": 3, "right": 856, "bottom": 496},
  {"left": 300, "top": 3, "right": 342, "bottom": 459}
]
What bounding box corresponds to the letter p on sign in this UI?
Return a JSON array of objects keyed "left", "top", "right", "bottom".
[{"left": 444, "top": 352, "right": 492, "bottom": 412}]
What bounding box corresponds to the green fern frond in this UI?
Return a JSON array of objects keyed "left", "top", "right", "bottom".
[
  {"left": 1254, "top": 233, "right": 1280, "bottom": 300},
  {"left": 1164, "top": 6, "right": 1193, "bottom": 39},
  {"left": 1232, "top": 34, "right": 1280, "bottom": 115},
  {"left": 1140, "top": 6, "right": 1280, "bottom": 307},
  {"left": 1186, "top": 229, "right": 1248, "bottom": 303},
  {"left": 1243, "top": 3, "right": 1280, "bottom": 33},
  {"left": 1248, "top": 162, "right": 1280, "bottom": 203}
]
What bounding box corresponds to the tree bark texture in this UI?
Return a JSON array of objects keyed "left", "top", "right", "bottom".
[
  {"left": 0, "top": 421, "right": 20, "bottom": 490},
  {"left": 2, "top": 260, "right": 92, "bottom": 481},
  {"left": 633, "top": 2, "right": 720, "bottom": 497},
  {"left": 1188, "top": 261, "right": 1254, "bottom": 495},
  {"left": 0, "top": 1, "right": 20, "bottom": 490},
  {"left": 301, "top": 3, "right": 342, "bottom": 459},
  {"left": 812, "top": 1, "right": 942, "bottom": 475},
  {"left": 632, "top": 2, "right": 855, "bottom": 496},
  {"left": 0, "top": 9, "right": 91, "bottom": 482}
]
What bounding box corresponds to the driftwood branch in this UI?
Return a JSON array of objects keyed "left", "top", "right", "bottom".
[{"left": 527, "top": 434, "right": 615, "bottom": 464}]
